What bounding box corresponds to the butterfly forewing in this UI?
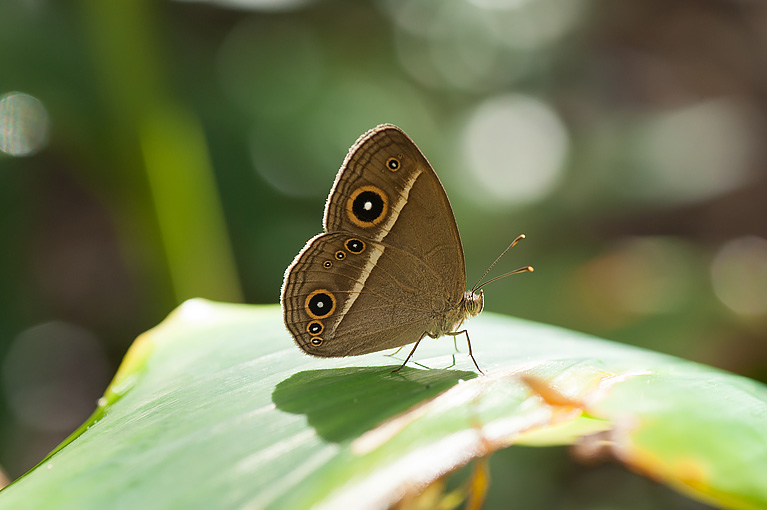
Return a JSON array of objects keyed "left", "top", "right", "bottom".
[{"left": 325, "top": 125, "right": 466, "bottom": 296}]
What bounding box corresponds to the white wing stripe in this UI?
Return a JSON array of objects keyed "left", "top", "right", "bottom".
[{"left": 335, "top": 169, "right": 422, "bottom": 328}]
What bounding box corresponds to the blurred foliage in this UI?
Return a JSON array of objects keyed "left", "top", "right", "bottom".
[{"left": 0, "top": 0, "right": 765, "bottom": 506}]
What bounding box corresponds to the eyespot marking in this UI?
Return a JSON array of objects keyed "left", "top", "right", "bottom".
[
  {"left": 305, "top": 289, "right": 336, "bottom": 319},
  {"left": 345, "top": 238, "right": 365, "bottom": 254},
  {"left": 323, "top": 260, "right": 332, "bottom": 269},
  {"left": 335, "top": 250, "right": 346, "bottom": 260},
  {"left": 386, "top": 157, "right": 400, "bottom": 171},
  {"left": 310, "top": 337, "right": 323, "bottom": 346},
  {"left": 307, "top": 321, "right": 323, "bottom": 335},
  {"left": 347, "top": 185, "right": 388, "bottom": 228}
]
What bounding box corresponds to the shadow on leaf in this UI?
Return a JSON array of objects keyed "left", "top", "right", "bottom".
[{"left": 272, "top": 365, "right": 476, "bottom": 443}]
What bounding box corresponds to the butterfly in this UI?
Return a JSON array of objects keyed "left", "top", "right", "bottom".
[{"left": 281, "top": 124, "right": 532, "bottom": 373}]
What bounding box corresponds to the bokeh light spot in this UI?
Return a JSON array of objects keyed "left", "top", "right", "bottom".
[
  {"left": 467, "top": 0, "right": 531, "bottom": 10},
  {"left": 0, "top": 92, "right": 50, "bottom": 157},
  {"left": 711, "top": 236, "right": 767, "bottom": 316},
  {"left": 174, "top": 0, "right": 318, "bottom": 12},
  {"left": 1, "top": 322, "right": 110, "bottom": 431},
  {"left": 630, "top": 99, "right": 759, "bottom": 204},
  {"left": 392, "top": 2, "right": 503, "bottom": 92},
  {"left": 482, "top": 0, "right": 586, "bottom": 50},
  {"left": 461, "top": 94, "right": 568, "bottom": 206},
  {"left": 387, "top": 0, "right": 584, "bottom": 90}
]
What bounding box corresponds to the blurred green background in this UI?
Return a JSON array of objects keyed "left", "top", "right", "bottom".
[{"left": 1, "top": 0, "right": 765, "bottom": 505}]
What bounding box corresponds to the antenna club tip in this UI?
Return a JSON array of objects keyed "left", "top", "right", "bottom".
[
  {"left": 527, "top": 266, "right": 534, "bottom": 272},
  {"left": 519, "top": 234, "right": 526, "bottom": 239}
]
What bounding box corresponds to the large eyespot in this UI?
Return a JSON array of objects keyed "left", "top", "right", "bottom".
[
  {"left": 323, "top": 260, "right": 332, "bottom": 269},
  {"left": 305, "top": 289, "right": 336, "bottom": 319},
  {"left": 345, "top": 238, "right": 365, "bottom": 254},
  {"left": 347, "top": 185, "right": 388, "bottom": 228},
  {"left": 307, "top": 321, "right": 324, "bottom": 335},
  {"left": 335, "top": 250, "right": 346, "bottom": 260},
  {"left": 386, "top": 157, "right": 400, "bottom": 171},
  {"left": 310, "top": 337, "right": 323, "bottom": 346}
]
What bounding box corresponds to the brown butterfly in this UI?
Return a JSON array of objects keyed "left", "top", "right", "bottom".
[{"left": 281, "top": 124, "right": 532, "bottom": 373}]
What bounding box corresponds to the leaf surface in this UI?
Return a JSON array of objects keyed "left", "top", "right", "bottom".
[{"left": 0, "top": 300, "right": 764, "bottom": 510}]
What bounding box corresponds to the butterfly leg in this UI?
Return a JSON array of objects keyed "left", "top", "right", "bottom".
[
  {"left": 391, "top": 333, "right": 427, "bottom": 373},
  {"left": 385, "top": 345, "right": 406, "bottom": 358},
  {"left": 447, "top": 330, "right": 484, "bottom": 375}
]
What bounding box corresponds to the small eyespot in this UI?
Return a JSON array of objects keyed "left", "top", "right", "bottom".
[
  {"left": 305, "top": 289, "right": 336, "bottom": 319},
  {"left": 345, "top": 238, "right": 365, "bottom": 254},
  {"left": 335, "top": 250, "right": 346, "bottom": 260},
  {"left": 323, "top": 260, "right": 332, "bottom": 269},
  {"left": 310, "top": 337, "right": 323, "bottom": 346},
  {"left": 386, "top": 157, "right": 400, "bottom": 171},
  {"left": 307, "top": 321, "right": 324, "bottom": 335}
]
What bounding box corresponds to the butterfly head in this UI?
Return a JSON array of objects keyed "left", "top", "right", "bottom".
[{"left": 463, "top": 290, "right": 484, "bottom": 318}]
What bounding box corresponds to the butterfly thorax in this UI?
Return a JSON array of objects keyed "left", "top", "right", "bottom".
[{"left": 428, "top": 290, "right": 484, "bottom": 338}]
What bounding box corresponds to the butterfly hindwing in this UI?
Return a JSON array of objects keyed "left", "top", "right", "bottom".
[{"left": 282, "top": 232, "right": 446, "bottom": 356}]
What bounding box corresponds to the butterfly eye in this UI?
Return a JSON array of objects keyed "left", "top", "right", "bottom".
[
  {"left": 310, "top": 337, "right": 323, "bottom": 346},
  {"left": 386, "top": 157, "right": 400, "bottom": 171},
  {"left": 307, "top": 321, "right": 324, "bottom": 335},
  {"left": 305, "top": 289, "right": 336, "bottom": 319},
  {"left": 345, "top": 238, "right": 365, "bottom": 254},
  {"left": 335, "top": 250, "right": 346, "bottom": 260},
  {"left": 323, "top": 260, "right": 332, "bottom": 269},
  {"left": 347, "top": 185, "right": 388, "bottom": 228}
]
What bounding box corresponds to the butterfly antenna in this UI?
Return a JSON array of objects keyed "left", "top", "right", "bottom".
[
  {"left": 474, "top": 265, "right": 534, "bottom": 292},
  {"left": 471, "top": 234, "right": 533, "bottom": 293}
]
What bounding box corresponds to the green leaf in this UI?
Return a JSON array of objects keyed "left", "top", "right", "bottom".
[{"left": 0, "top": 300, "right": 765, "bottom": 510}]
